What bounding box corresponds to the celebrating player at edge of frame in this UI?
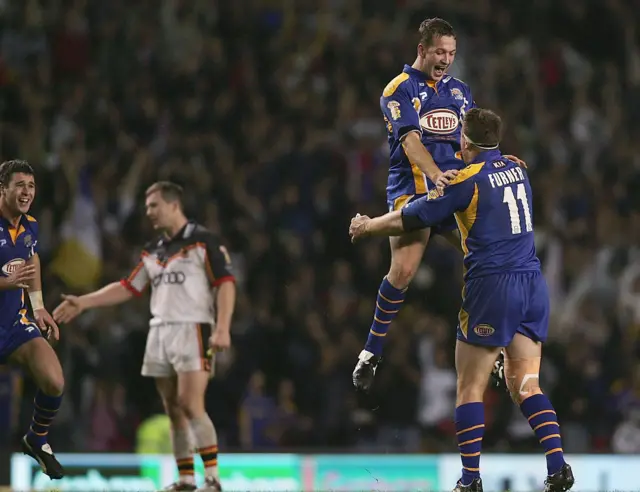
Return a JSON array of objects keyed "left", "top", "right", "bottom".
[
  {"left": 352, "top": 17, "right": 527, "bottom": 391},
  {"left": 350, "top": 108, "right": 574, "bottom": 492},
  {"left": 0, "top": 160, "right": 65, "bottom": 479},
  {"left": 53, "top": 181, "right": 236, "bottom": 492}
]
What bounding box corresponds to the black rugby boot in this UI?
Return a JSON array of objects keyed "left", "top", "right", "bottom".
[
  {"left": 21, "top": 435, "right": 64, "bottom": 479},
  {"left": 544, "top": 463, "right": 575, "bottom": 492},
  {"left": 453, "top": 478, "right": 483, "bottom": 492},
  {"left": 352, "top": 350, "right": 381, "bottom": 392}
]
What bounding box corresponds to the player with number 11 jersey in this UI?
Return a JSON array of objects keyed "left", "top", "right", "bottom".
[
  {"left": 350, "top": 108, "right": 574, "bottom": 492},
  {"left": 353, "top": 17, "right": 528, "bottom": 393}
]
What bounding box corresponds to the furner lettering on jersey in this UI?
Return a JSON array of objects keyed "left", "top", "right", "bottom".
[{"left": 488, "top": 166, "right": 525, "bottom": 188}]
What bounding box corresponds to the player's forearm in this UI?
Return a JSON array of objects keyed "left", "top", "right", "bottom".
[
  {"left": 402, "top": 132, "right": 442, "bottom": 182},
  {"left": 82, "top": 282, "right": 133, "bottom": 309},
  {"left": 215, "top": 280, "right": 236, "bottom": 334},
  {"left": 26, "top": 254, "right": 44, "bottom": 310},
  {"left": 26, "top": 254, "right": 42, "bottom": 292},
  {"left": 365, "top": 211, "right": 405, "bottom": 237}
]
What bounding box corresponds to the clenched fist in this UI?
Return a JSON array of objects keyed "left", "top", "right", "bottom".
[{"left": 349, "top": 213, "right": 371, "bottom": 243}]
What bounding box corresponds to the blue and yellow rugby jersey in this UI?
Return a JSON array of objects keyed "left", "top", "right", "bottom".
[
  {"left": 401, "top": 149, "right": 540, "bottom": 280},
  {"left": 380, "top": 64, "right": 474, "bottom": 210},
  {"left": 0, "top": 213, "right": 38, "bottom": 326}
]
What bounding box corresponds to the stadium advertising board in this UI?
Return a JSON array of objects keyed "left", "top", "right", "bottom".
[
  {"left": 313, "top": 454, "right": 439, "bottom": 491},
  {"left": 440, "top": 454, "right": 640, "bottom": 491},
  {"left": 11, "top": 453, "right": 303, "bottom": 491},
  {"left": 11, "top": 452, "right": 640, "bottom": 491},
  {"left": 11, "top": 454, "right": 162, "bottom": 491}
]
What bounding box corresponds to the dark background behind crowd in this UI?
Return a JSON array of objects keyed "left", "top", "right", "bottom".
[{"left": 1, "top": 0, "right": 640, "bottom": 455}]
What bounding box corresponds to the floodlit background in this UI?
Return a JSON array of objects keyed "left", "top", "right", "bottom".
[{"left": 1, "top": 0, "right": 640, "bottom": 490}]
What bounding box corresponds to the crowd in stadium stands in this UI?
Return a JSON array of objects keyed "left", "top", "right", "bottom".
[{"left": 1, "top": 0, "right": 640, "bottom": 454}]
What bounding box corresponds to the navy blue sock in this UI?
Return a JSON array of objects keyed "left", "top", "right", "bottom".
[
  {"left": 520, "top": 393, "right": 566, "bottom": 475},
  {"left": 27, "top": 390, "right": 62, "bottom": 447},
  {"left": 364, "top": 277, "right": 406, "bottom": 356},
  {"left": 455, "top": 402, "right": 485, "bottom": 485}
]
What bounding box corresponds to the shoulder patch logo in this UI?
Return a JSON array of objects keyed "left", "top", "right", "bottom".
[{"left": 387, "top": 101, "right": 401, "bottom": 120}]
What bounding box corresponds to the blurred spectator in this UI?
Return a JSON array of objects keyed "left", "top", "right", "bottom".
[
  {"left": 238, "top": 371, "right": 278, "bottom": 450},
  {"left": 87, "top": 381, "right": 139, "bottom": 452}
]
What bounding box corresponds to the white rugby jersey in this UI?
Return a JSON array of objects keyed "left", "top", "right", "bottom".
[{"left": 120, "top": 221, "right": 235, "bottom": 324}]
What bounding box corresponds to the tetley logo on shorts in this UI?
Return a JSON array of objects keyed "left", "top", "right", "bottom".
[
  {"left": 2, "top": 258, "right": 26, "bottom": 275},
  {"left": 152, "top": 271, "right": 186, "bottom": 287},
  {"left": 474, "top": 324, "right": 495, "bottom": 337}
]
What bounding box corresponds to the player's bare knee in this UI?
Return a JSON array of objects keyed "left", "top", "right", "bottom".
[
  {"left": 28, "top": 347, "right": 65, "bottom": 396},
  {"left": 507, "top": 372, "right": 541, "bottom": 405},
  {"left": 40, "top": 374, "right": 64, "bottom": 396},
  {"left": 456, "top": 374, "right": 486, "bottom": 406},
  {"left": 456, "top": 387, "right": 485, "bottom": 406},
  {"left": 162, "top": 396, "right": 184, "bottom": 422},
  {"left": 177, "top": 393, "right": 204, "bottom": 420},
  {"left": 388, "top": 261, "right": 417, "bottom": 288}
]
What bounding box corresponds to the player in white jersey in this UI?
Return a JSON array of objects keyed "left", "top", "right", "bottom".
[{"left": 53, "top": 181, "right": 236, "bottom": 492}]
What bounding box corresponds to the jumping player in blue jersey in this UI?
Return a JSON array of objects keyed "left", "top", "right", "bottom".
[
  {"left": 0, "top": 160, "right": 64, "bottom": 479},
  {"left": 349, "top": 109, "right": 574, "bottom": 492},
  {"left": 353, "top": 18, "right": 525, "bottom": 391}
]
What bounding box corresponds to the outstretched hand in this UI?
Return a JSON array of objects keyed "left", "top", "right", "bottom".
[
  {"left": 349, "top": 213, "right": 371, "bottom": 243},
  {"left": 52, "top": 294, "right": 85, "bottom": 324}
]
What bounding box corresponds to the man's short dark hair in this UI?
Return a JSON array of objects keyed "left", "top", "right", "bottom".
[
  {"left": 463, "top": 108, "right": 502, "bottom": 149},
  {"left": 419, "top": 18, "right": 456, "bottom": 47},
  {"left": 146, "top": 181, "right": 184, "bottom": 205},
  {"left": 0, "top": 159, "right": 35, "bottom": 188}
]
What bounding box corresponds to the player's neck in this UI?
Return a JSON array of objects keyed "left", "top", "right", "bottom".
[
  {"left": 0, "top": 201, "right": 21, "bottom": 227},
  {"left": 411, "top": 58, "right": 435, "bottom": 80},
  {"left": 165, "top": 216, "right": 188, "bottom": 238},
  {"left": 411, "top": 58, "right": 427, "bottom": 75},
  {"left": 468, "top": 150, "right": 481, "bottom": 163}
]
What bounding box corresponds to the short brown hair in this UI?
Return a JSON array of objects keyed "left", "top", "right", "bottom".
[
  {"left": 146, "top": 181, "right": 184, "bottom": 205},
  {"left": 419, "top": 18, "right": 456, "bottom": 47},
  {"left": 463, "top": 108, "right": 502, "bottom": 149},
  {"left": 0, "top": 159, "right": 34, "bottom": 188}
]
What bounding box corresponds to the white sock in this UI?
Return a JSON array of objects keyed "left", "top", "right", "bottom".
[
  {"left": 172, "top": 426, "right": 195, "bottom": 485},
  {"left": 189, "top": 414, "right": 219, "bottom": 479}
]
